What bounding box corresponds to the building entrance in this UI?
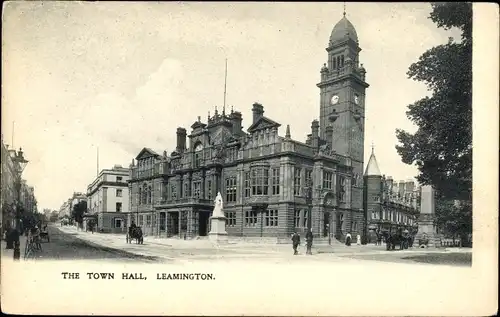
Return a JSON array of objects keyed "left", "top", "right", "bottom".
[
  {"left": 198, "top": 211, "right": 212, "bottom": 236},
  {"left": 167, "top": 212, "right": 179, "bottom": 237},
  {"left": 323, "top": 212, "right": 330, "bottom": 237}
]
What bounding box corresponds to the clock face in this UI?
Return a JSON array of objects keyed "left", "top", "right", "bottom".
[
  {"left": 330, "top": 95, "right": 339, "bottom": 105},
  {"left": 354, "top": 95, "right": 359, "bottom": 105}
]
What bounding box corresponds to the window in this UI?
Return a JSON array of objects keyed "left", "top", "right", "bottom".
[
  {"left": 117, "top": 176, "right": 123, "bottom": 182},
  {"left": 323, "top": 171, "right": 333, "bottom": 190},
  {"left": 303, "top": 209, "right": 309, "bottom": 228},
  {"left": 244, "top": 172, "right": 251, "bottom": 197},
  {"left": 339, "top": 213, "right": 344, "bottom": 233},
  {"left": 146, "top": 215, "right": 152, "bottom": 226},
  {"left": 294, "top": 209, "right": 301, "bottom": 228},
  {"left": 114, "top": 218, "right": 122, "bottom": 228},
  {"left": 225, "top": 212, "right": 236, "bottom": 227},
  {"left": 245, "top": 210, "right": 258, "bottom": 227},
  {"left": 194, "top": 143, "right": 203, "bottom": 168},
  {"left": 207, "top": 180, "right": 212, "bottom": 200},
  {"left": 272, "top": 168, "right": 280, "bottom": 195},
  {"left": 183, "top": 183, "right": 189, "bottom": 198},
  {"left": 147, "top": 186, "right": 152, "bottom": 204},
  {"left": 193, "top": 181, "right": 201, "bottom": 199},
  {"left": 337, "top": 176, "right": 346, "bottom": 202},
  {"left": 305, "top": 169, "right": 312, "bottom": 185},
  {"left": 116, "top": 189, "right": 123, "bottom": 197},
  {"left": 353, "top": 222, "right": 357, "bottom": 232},
  {"left": 225, "top": 177, "right": 237, "bottom": 203},
  {"left": 371, "top": 211, "right": 376, "bottom": 220},
  {"left": 251, "top": 168, "right": 269, "bottom": 196},
  {"left": 265, "top": 209, "right": 278, "bottom": 227},
  {"left": 294, "top": 168, "right": 302, "bottom": 196},
  {"left": 138, "top": 215, "right": 144, "bottom": 226},
  {"left": 116, "top": 202, "right": 122, "bottom": 212},
  {"left": 171, "top": 184, "right": 177, "bottom": 200}
]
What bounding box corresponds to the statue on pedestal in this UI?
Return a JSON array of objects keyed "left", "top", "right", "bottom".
[
  {"left": 209, "top": 192, "right": 228, "bottom": 243},
  {"left": 212, "top": 192, "right": 225, "bottom": 218}
]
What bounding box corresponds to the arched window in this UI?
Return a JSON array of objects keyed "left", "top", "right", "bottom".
[
  {"left": 336, "top": 56, "right": 341, "bottom": 68},
  {"left": 148, "top": 186, "right": 152, "bottom": 204}
]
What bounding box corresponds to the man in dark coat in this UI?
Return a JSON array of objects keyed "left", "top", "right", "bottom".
[
  {"left": 291, "top": 231, "right": 300, "bottom": 255},
  {"left": 306, "top": 229, "right": 313, "bottom": 255}
]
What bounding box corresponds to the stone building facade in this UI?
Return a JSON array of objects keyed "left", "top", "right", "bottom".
[
  {"left": 86, "top": 165, "right": 130, "bottom": 233},
  {"left": 363, "top": 148, "right": 420, "bottom": 243},
  {"left": 127, "top": 13, "right": 370, "bottom": 241},
  {"left": 1, "top": 139, "right": 37, "bottom": 235}
]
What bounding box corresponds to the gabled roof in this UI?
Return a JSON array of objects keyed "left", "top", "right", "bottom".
[
  {"left": 247, "top": 116, "right": 281, "bottom": 133},
  {"left": 364, "top": 148, "right": 381, "bottom": 176},
  {"left": 135, "top": 147, "right": 160, "bottom": 160}
]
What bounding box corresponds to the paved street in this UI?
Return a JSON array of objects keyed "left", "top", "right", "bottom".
[
  {"left": 1, "top": 226, "right": 158, "bottom": 263},
  {"left": 46, "top": 224, "right": 471, "bottom": 266}
]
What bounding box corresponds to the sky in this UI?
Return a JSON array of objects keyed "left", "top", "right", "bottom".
[{"left": 2, "top": 2, "right": 461, "bottom": 211}]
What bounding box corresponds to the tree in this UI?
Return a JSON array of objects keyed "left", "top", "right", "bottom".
[
  {"left": 71, "top": 201, "right": 87, "bottom": 227},
  {"left": 395, "top": 2, "right": 472, "bottom": 202}
]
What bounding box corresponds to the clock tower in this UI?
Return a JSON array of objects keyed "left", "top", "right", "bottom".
[{"left": 317, "top": 13, "right": 369, "bottom": 211}]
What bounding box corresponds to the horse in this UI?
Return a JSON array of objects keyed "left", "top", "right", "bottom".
[{"left": 126, "top": 226, "right": 144, "bottom": 244}]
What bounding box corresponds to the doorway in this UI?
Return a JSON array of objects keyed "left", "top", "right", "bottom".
[
  {"left": 323, "top": 212, "right": 330, "bottom": 237},
  {"left": 198, "top": 211, "right": 212, "bottom": 236},
  {"left": 167, "top": 212, "right": 179, "bottom": 237}
]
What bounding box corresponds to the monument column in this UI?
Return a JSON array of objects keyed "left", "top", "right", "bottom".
[{"left": 414, "top": 185, "right": 440, "bottom": 248}]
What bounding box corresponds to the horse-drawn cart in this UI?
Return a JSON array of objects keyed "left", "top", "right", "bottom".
[
  {"left": 40, "top": 229, "right": 50, "bottom": 242},
  {"left": 126, "top": 226, "right": 144, "bottom": 244}
]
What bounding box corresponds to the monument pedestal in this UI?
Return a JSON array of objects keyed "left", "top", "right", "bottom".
[
  {"left": 414, "top": 185, "right": 441, "bottom": 248},
  {"left": 209, "top": 216, "right": 228, "bottom": 244},
  {"left": 414, "top": 214, "right": 440, "bottom": 248}
]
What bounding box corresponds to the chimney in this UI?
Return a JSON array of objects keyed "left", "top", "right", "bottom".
[
  {"left": 405, "top": 179, "right": 415, "bottom": 193},
  {"left": 325, "top": 125, "right": 333, "bottom": 144},
  {"left": 398, "top": 180, "right": 405, "bottom": 199},
  {"left": 305, "top": 134, "right": 312, "bottom": 145},
  {"left": 252, "top": 102, "right": 264, "bottom": 124},
  {"left": 230, "top": 111, "right": 243, "bottom": 134},
  {"left": 176, "top": 127, "right": 187, "bottom": 153},
  {"left": 311, "top": 120, "right": 319, "bottom": 148},
  {"left": 385, "top": 176, "right": 394, "bottom": 193}
]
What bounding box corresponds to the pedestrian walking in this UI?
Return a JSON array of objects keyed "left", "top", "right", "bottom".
[
  {"left": 356, "top": 234, "right": 361, "bottom": 245},
  {"left": 291, "top": 231, "right": 300, "bottom": 255},
  {"left": 345, "top": 232, "right": 352, "bottom": 246},
  {"left": 306, "top": 229, "right": 313, "bottom": 255}
]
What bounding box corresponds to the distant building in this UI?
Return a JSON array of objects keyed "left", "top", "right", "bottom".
[
  {"left": 1, "top": 141, "right": 18, "bottom": 231},
  {"left": 86, "top": 165, "right": 129, "bottom": 233},
  {"left": 1, "top": 139, "right": 37, "bottom": 233},
  {"left": 363, "top": 148, "right": 420, "bottom": 242}
]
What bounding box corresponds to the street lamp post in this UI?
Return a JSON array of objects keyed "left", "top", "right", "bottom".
[{"left": 13, "top": 148, "right": 29, "bottom": 261}]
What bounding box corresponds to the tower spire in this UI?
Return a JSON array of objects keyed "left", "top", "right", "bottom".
[{"left": 343, "top": 1, "right": 346, "bottom": 16}]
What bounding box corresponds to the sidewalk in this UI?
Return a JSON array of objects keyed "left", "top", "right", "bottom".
[
  {"left": 1, "top": 234, "right": 28, "bottom": 262},
  {"left": 56, "top": 225, "right": 469, "bottom": 262}
]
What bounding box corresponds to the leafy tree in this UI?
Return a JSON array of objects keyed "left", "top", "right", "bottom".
[
  {"left": 71, "top": 201, "right": 87, "bottom": 227},
  {"left": 395, "top": 2, "right": 472, "bottom": 202}
]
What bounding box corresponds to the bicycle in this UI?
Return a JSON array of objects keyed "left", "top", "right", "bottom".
[{"left": 24, "top": 237, "right": 40, "bottom": 260}]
